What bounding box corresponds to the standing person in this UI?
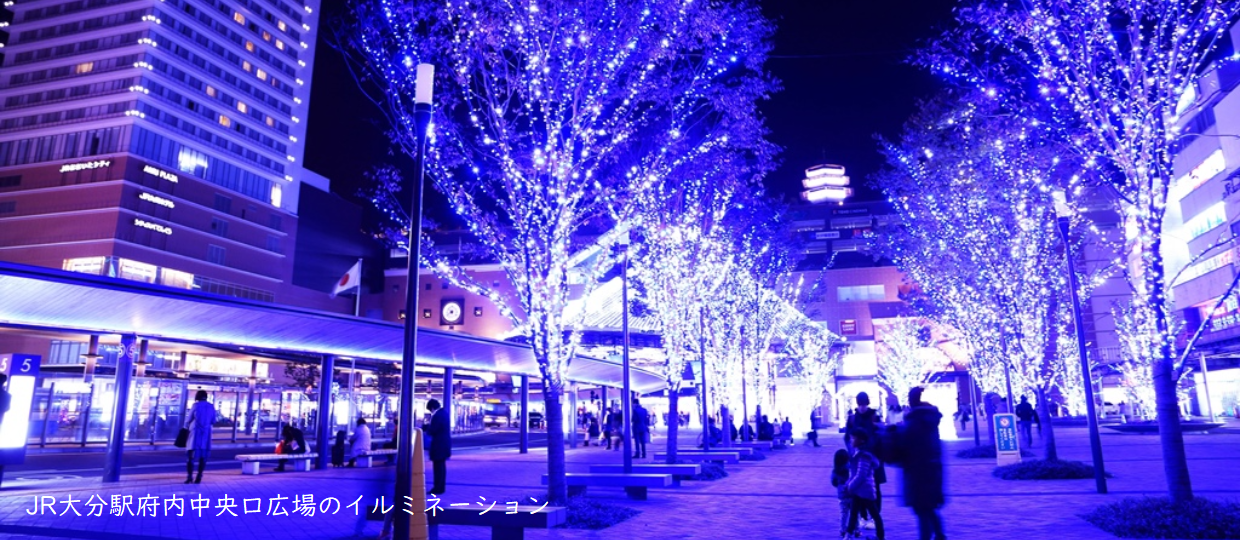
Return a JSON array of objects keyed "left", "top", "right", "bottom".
[
  {"left": 844, "top": 392, "right": 887, "bottom": 515},
  {"left": 426, "top": 399, "right": 452, "bottom": 495},
  {"left": 184, "top": 390, "right": 215, "bottom": 484},
  {"left": 586, "top": 417, "right": 600, "bottom": 446},
  {"left": 807, "top": 410, "right": 821, "bottom": 447},
  {"left": 899, "top": 387, "right": 946, "bottom": 540},
  {"left": 603, "top": 407, "right": 614, "bottom": 449},
  {"left": 780, "top": 417, "right": 794, "bottom": 445},
  {"left": 831, "top": 449, "right": 853, "bottom": 539},
  {"left": 1015, "top": 396, "right": 1035, "bottom": 448},
  {"left": 631, "top": 397, "right": 649, "bottom": 459},
  {"left": 846, "top": 430, "right": 886, "bottom": 540},
  {"left": 346, "top": 418, "right": 371, "bottom": 467},
  {"left": 608, "top": 407, "right": 624, "bottom": 451},
  {"left": 274, "top": 424, "right": 307, "bottom": 472},
  {"left": 0, "top": 374, "right": 10, "bottom": 430}
]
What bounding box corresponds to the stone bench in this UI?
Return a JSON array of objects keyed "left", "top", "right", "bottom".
[
  {"left": 541, "top": 472, "right": 672, "bottom": 500},
  {"left": 654, "top": 451, "right": 740, "bottom": 464},
  {"left": 352, "top": 448, "right": 398, "bottom": 468},
  {"left": 588, "top": 463, "right": 701, "bottom": 486},
  {"left": 701, "top": 446, "right": 754, "bottom": 456},
  {"left": 236, "top": 452, "right": 318, "bottom": 475},
  {"left": 428, "top": 505, "right": 566, "bottom": 540},
  {"left": 734, "top": 441, "right": 774, "bottom": 450}
]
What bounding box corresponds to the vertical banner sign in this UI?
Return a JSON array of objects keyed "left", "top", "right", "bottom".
[
  {"left": 993, "top": 413, "right": 1021, "bottom": 465},
  {"left": 0, "top": 354, "right": 41, "bottom": 465}
]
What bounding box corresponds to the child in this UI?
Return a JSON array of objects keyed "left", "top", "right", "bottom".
[
  {"left": 846, "top": 430, "right": 885, "bottom": 540},
  {"left": 330, "top": 430, "right": 346, "bottom": 468},
  {"left": 831, "top": 449, "right": 852, "bottom": 539}
]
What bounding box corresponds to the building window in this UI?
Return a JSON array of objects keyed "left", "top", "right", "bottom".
[
  {"left": 275, "top": 40, "right": 284, "bottom": 50},
  {"left": 278, "top": 20, "right": 287, "bottom": 31},
  {"left": 207, "top": 245, "right": 226, "bottom": 265},
  {"left": 837, "top": 285, "right": 885, "bottom": 302},
  {"left": 425, "top": 283, "right": 432, "bottom": 291},
  {"left": 219, "top": 115, "right": 231, "bottom": 127},
  {"left": 74, "top": 62, "right": 94, "bottom": 74},
  {"left": 245, "top": 41, "right": 255, "bottom": 53},
  {"left": 474, "top": 306, "right": 483, "bottom": 317},
  {"left": 441, "top": 282, "right": 449, "bottom": 290},
  {"left": 256, "top": 69, "right": 267, "bottom": 81},
  {"left": 265, "top": 116, "right": 274, "bottom": 127},
  {"left": 268, "top": 214, "right": 282, "bottom": 230},
  {"left": 237, "top": 101, "right": 248, "bottom": 113},
  {"left": 0, "top": 175, "right": 20, "bottom": 188},
  {"left": 233, "top": 12, "right": 245, "bottom": 24},
  {"left": 210, "top": 217, "right": 228, "bottom": 237},
  {"left": 206, "top": 85, "right": 216, "bottom": 98},
  {"left": 265, "top": 236, "right": 280, "bottom": 253},
  {"left": 0, "top": 201, "right": 15, "bottom": 214},
  {"left": 214, "top": 194, "right": 232, "bottom": 213},
  {"left": 422, "top": 309, "right": 432, "bottom": 319},
  {"left": 262, "top": 31, "right": 272, "bottom": 42},
  {"left": 243, "top": 61, "right": 252, "bottom": 73}
]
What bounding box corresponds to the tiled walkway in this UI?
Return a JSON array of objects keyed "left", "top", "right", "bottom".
[{"left": 1, "top": 425, "right": 1237, "bottom": 539}]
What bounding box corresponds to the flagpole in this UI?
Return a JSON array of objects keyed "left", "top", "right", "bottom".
[{"left": 353, "top": 257, "right": 362, "bottom": 318}]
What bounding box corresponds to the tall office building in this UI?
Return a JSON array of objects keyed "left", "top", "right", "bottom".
[{"left": 0, "top": 0, "right": 322, "bottom": 303}]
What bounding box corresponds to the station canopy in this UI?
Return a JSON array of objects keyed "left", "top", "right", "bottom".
[{"left": 0, "top": 262, "right": 666, "bottom": 394}]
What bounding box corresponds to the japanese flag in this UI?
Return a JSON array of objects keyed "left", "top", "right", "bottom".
[{"left": 331, "top": 260, "right": 361, "bottom": 297}]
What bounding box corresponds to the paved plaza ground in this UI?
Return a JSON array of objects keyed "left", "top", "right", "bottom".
[{"left": 0, "top": 422, "right": 1237, "bottom": 540}]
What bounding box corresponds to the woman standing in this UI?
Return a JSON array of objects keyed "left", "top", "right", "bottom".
[{"left": 185, "top": 390, "right": 215, "bottom": 484}]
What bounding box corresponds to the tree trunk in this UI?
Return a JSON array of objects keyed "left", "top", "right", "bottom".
[
  {"left": 543, "top": 389, "right": 568, "bottom": 504},
  {"left": 1037, "top": 386, "right": 1057, "bottom": 461},
  {"left": 665, "top": 390, "right": 679, "bottom": 464},
  {"left": 1040, "top": 295, "right": 1059, "bottom": 461},
  {"left": 1148, "top": 238, "right": 1193, "bottom": 502}
]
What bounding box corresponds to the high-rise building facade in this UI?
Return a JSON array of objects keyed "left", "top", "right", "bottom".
[{"left": 0, "top": 0, "right": 321, "bottom": 303}]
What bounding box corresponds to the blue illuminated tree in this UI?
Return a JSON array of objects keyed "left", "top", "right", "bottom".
[
  {"left": 923, "top": 0, "right": 1240, "bottom": 502},
  {"left": 341, "top": 0, "right": 777, "bottom": 503}
]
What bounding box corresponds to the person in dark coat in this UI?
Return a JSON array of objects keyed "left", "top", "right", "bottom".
[
  {"left": 426, "top": 399, "right": 451, "bottom": 495},
  {"left": 898, "top": 386, "right": 946, "bottom": 540},
  {"left": 844, "top": 392, "right": 887, "bottom": 514},
  {"left": 331, "top": 430, "right": 347, "bottom": 467},
  {"left": 631, "top": 397, "right": 650, "bottom": 459},
  {"left": 757, "top": 415, "right": 775, "bottom": 441},
  {"left": 275, "top": 424, "right": 308, "bottom": 472}
]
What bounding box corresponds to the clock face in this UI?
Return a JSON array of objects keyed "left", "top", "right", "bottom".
[{"left": 442, "top": 301, "right": 463, "bottom": 324}]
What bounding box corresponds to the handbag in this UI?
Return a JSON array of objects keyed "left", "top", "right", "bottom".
[
  {"left": 174, "top": 428, "right": 190, "bottom": 448},
  {"left": 275, "top": 441, "right": 286, "bottom": 455}
]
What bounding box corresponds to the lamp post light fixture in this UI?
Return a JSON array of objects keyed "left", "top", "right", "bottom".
[
  {"left": 135, "top": 339, "right": 149, "bottom": 378},
  {"left": 1052, "top": 189, "right": 1108, "bottom": 494},
  {"left": 395, "top": 62, "right": 435, "bottom": 540}
]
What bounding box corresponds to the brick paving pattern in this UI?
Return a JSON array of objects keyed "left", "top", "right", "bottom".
[{"left": 1, "top": 424, "right": 1237, "bottom": 539}]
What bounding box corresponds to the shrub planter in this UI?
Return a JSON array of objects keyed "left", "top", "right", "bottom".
[
  {"left": 680, "top": 460, "right": 727, "bottom": 480},
  {"left": 1082, "top": 497, "right": 1240, "bottom": 539},
  {"left": 993, "top": 459, "right": 1109, "bottom": 480},
  {"left": 519, "top": 494, "right": 640, "bottom": 530},
  {"left": 955, "top": 445, "right": 1033, "bottom": 459}
]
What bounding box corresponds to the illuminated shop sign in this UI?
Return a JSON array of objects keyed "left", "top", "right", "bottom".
[
  {"left": 134, "top": 218, "right": 172, "bottom": 235},
  {"left": 139, "top": 192, "right": 175, "bottom": 208},
  {"left": 143, "top": 165, "right": 179, "bottom": 183},
  {"left": 59, "top": 160, "right": 111, "bottom": 173}
]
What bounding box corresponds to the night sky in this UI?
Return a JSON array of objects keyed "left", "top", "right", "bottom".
[{"left": 302, "top": 0, "right": 958, "bottom": 214}]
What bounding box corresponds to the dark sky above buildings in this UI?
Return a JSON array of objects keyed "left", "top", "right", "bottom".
[{"left": 303, "top": 0, "right": 957, "bottom": 213}]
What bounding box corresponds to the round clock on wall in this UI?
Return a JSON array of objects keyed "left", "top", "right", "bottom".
[{"left": 441, "top": 300, "right": 463, "bottom": 325}]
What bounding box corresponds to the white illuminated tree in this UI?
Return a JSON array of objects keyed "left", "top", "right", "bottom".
[
  {"left": 874, "top": 317, "right": 934, "bottom": 409},
  {"left": 342, "top": 0, "right": 776, "bottom": 503},
  {"left": 925, "top": 0, "right": 1240, "bottom": 500}
]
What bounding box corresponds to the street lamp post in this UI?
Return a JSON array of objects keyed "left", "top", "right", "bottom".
[
  {"left": 619, "top": 232, "right": 633, "bottom": 472},
  {"left": 395, "top": 63, "right": 435, "bottom": 540},
  {"left": 1052, "top": 190, "right": 1108, "bottom": 494}
]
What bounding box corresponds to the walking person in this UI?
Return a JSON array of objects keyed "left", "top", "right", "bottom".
[
  {"left": 1015, "top": 395, "right": 1035, "bottom": 448},
  {"left": 846, "top": 429, "right": 886, "bottom": 540},
  {"left": 346, "top": 418, "right": 371, "bottom": 467},
  {"left": 608, "top": 407, "right": 623, "bottom": 451},
  {"left": 844, "top": 392, "right": 887, "bottom": 516},
  {"left": 184, "top": 390, "right": 215, "bottom": 484},
  {"left": 898, "top": 387, "right": 947, "bottom": 540},
  {"left": 831, "top": 449, "right": 853, "bottom": 539},
  {"left": 631, "top": 397, "right": 649, "bottom": 459},
  {"left": 426, "top": 399, "right": 452, "bottom": 495}
]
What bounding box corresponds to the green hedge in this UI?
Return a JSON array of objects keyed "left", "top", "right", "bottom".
[
  {"left": 1082, "top": 497, "right": 1240, "bottom": 539},
  {"left": 992, "top": 459, "right": 1109, "bottom": 480}
]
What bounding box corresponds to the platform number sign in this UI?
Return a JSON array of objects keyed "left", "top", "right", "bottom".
[{"left": 0, "top": 354, "right": 41, "bottom": 463}]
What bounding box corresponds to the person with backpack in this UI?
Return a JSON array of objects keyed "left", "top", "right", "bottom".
[
  {"left": 844, "top": 392, "right": 887, "bottom": 515},
  {"left": 846, "top": 429, "right": 886, "bottom": 540}
]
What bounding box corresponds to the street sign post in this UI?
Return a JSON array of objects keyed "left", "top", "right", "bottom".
[{"left": 993, "top": 413, "right": 1021, "bottom": 465}]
